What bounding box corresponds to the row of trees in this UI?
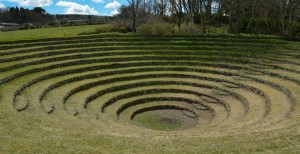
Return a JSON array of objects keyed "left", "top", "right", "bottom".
[
  {"left": 121, "top": 0, "right": 300, "bottom": 37},
  {"left": 0, "top": 7, "right": 53, "bottom": 24}
]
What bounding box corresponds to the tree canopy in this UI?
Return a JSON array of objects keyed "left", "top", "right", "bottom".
[
  {"left": 0, "top": 7, "right": 53, "bottom": 24},
  {"left": 116, "top": 0, "right": 300, "bottom": 38}
]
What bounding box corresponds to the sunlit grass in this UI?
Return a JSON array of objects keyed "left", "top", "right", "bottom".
[
  {"left": 0, "top": 24, "right": 111, "bottom": 41},
  {"left": 134, "top": 112, "right": 183, "bottom": 131},
  {"left": 0, "top": 27, "right": 299, "bottom": 153}
]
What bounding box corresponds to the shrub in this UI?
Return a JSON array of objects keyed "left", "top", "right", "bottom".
[
  {"left": 175, "top": 23, "right": 203, "bottom": 35},
  {"left": 19, "top": 26, "right": 27, "bottom": 30},
  {"left": 108, "top": 26, "right": 116, "bottom": 32},
  {"left": 288, "top": 22, "right": 300, "bottom": 40},
  {"left": 112, "top": 18, "right": 132, "bottom": 32},
  {"left": 238, "top": 18, "right": 281, "bottom": 35},
  {"left": 94, "top": 25, "right": 116, "bottom": 33},
  {"left": 119, "top": 26, "right": 127, "bottom": 33},
  {"left": 60, "top": 20, "right": 69, "bottom": 26},
  {"left": 152, "top": 23, "right": 174, "bottom": 35},
  {"left": 29, "top": 26, "right": 36, "bottom": 29},
  {"left": 175, "top": 24, "right": 189, "bottom": 34},
  {"left": 137, "top": 22, "right": 175, "bottom": 36},
  {"left": 136, "top": 24, "right": 152, "bottom": 35},
  {"left": 236, "top": 18, "right": 300, "bottom": 40}
]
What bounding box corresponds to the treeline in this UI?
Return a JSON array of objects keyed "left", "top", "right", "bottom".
[
  {"left": 0, "top": 7, "right": 53, "bottom": 25},
  {"left": 116, "top": 0, "right": 300, "bottom": 38}
]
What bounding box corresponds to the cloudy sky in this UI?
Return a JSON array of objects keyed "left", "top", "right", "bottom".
[{"left": 0, "top": 0, "right": 128, "bottom": 16}]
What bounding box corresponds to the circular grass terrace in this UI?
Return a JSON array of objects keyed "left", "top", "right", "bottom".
[{"left": 0, "top": 34, "right": 300, "bottom": 153}]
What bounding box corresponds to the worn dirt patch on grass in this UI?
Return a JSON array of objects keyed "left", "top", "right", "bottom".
[{"left": 133, "top": 109, "right": 199, "bottom": 131}]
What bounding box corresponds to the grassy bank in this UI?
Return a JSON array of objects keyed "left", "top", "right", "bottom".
[
  {"left": 0, "top": 28, "right": 300, "bottom": 153},
  {"left": 0, "top": 24, "right": 113, "bottom": 41}
]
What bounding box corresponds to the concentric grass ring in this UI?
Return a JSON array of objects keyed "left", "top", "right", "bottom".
[{"left": 0, "top": 34, "right": 299, "bottom": 136}]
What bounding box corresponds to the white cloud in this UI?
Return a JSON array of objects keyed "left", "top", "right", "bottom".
[
  {"left": 104, "top": 1, "right": 121, "bottom": 9},
  {"left": 56, "top": 1, "right": 98, "bottom": 15},
  {"left": 8, "top": 0, "right": 53, "bottom": 7},
  {"left": 110, "top": 9, "right": 119, "bottom": 16},
  {"left": 0, "top": 3, "right": 5, "bottom": 9},
  {"left": 92, "top": 0, "right": 104, "bottom": 3}
]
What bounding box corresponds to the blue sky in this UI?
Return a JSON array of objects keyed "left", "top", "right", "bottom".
[{"left": 0, "top": 0, "right": 128, "bottom": 16}]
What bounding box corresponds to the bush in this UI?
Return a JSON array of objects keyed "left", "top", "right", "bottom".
[
  {"left": 48, "top": 22, "right": 59, "bottom": 27},
  {"left": 60, "top": 20, "right": 69, "bottom": 26},
  {"left": 29, "top": 26, "right": 36, "bottom": 29},
  {"left": 137, "top": 22, "right": 175, "bottom": 36},
  {"left": 288, "top": 22, "right": 300, "bottom": 40},
  {"left": 19, "top": 26, "right": 27, "bottom": 30},
  {"left": 137, "top": 24, "right": 152, "bottom": 35},
  {"left": 108, "top": 26, "right": 116, "bottom": 32},
  {"left": 236, "top": 18, "right": 300, "bottom": 40},
  {"left": 119, "top": 26, "right": 127, "bottom": 33},
  {"left": 207, "top": 26, "right": 229, "bottom": 34},
  {"left": 152, "top": 23, "right": 174, "bottom": 35},
  {"left": 174, "top": 23, "right": 203, "bottom": 35},
  {"left": 94, "top": 25, "right": 116, "bottom": 33},
  {"left": 112, "top": 18, "right": 132, "bottom": 32},
  {"left": 238, "top": 18, "right": 280, "bottom": 35},
  {"left": 175, "top": 24, "right": 189, "bottom": 34}
]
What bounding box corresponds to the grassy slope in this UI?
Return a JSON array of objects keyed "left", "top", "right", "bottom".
[
  {"left": 0, "top": 24, "right": 111, "bottom": 41},
  {"left": 0, "top": 27, "right": 300, "bottom": 153}
]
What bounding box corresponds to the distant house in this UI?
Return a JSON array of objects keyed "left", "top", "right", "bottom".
[
  {"left": 0, "top": 23, "right": 20, "bottom": 30},
  {"left": 0, "top": 23, "right": 20, "bottom": 26}
]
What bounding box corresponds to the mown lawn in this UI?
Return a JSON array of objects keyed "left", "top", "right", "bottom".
[{"left": 0, "top": 24, "right": 113, "bottom": 41}]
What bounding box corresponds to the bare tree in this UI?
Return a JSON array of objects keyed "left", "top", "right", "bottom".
[
  {"left": 222, "top": 0, "right": 247, "bottom": 33},
  {"left": 182, "top": 0, "right": 196, "bottom": 32},
  {"left": 279, "top": 0, "right": 300, "bottom": 37},
  {"left": 170, "top": 0, "right": 183, "bottom": 28},
  {"left": 127, "top": 0, "right": 141, "bottom": 32},
  {"left": 119, "top": 0, "right": 300, "bottom": 37}
]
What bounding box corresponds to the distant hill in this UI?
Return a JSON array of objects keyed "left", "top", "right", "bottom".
[
  {"left": 54, "top": 14, "right": 114, "bottom": 25},
  {"left": 0, "top": 7, "right": 115, "bottom": 31}
]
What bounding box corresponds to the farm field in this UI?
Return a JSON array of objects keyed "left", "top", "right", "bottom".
[
  {"left": 0, "top": 24, "right": 110, "bottom": 41},
  {"left": 0, "top": 28, "right": 300, "bottom": 153}
]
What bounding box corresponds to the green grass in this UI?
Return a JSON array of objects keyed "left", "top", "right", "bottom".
[
  {"left": 134, "top": 111, "right": 183, "bottom": 131},
  {"left": 0, "top": 24, "right": 112, "bottom": 42}
]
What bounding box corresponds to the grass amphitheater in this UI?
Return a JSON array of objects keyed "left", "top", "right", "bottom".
[{"left": 1, "top": 25, "right": 300, "bottom": 153}]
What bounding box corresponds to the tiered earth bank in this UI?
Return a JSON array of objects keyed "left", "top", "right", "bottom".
[{"left": 0, "top": 34, "right": 299, "bottom": 137}]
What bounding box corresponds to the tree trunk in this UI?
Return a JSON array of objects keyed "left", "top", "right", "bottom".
[
  {"left": 200, "top": 0, "right": 206, "bottom": 33},
  {"left": 144, "top": 0, "right": 146, "bottom": 13},
  {"left": 217, "top": 0, "right": 222, "bottom": 27},
  {"left": 178, "top": 0, "right": 182, "bottom": 28},
  {"left": 171, "top": 0, "right": 182, "bottom": 29},
  {"left": 132, "top": 0, "right": 136, "bottom": 32},
  {"left": 207, "top": 0, "right": 212, "bottom": 17}
]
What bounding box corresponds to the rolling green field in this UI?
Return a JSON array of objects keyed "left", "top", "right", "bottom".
[
  {"left": 0, "top": 26, "right": 300, "bottom": 153},
  {"left": 0, "top": 24, "right": 112, "bottom": 41}
]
